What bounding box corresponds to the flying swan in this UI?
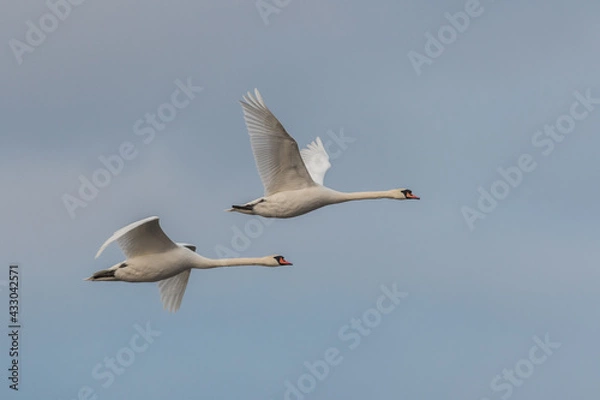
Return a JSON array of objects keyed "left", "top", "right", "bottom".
[
  {"left": 228, "top": 89, "right": 420, "bottom": 218},
  {"left": 86, "top": 216, "right": 292, "bottom": 312}
]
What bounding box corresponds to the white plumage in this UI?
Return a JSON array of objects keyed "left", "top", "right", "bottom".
[
  {"left": 230, "top": 89, "right": 420, "bottom": 218},
  {"left": 240, "top": 90, "right": 316, "bottom": 196},
  {"left": 300, "top": 137, "right": 331, "bottom": 185},
  {"left": 95, "top": 216, "right": 176, "bottom": 259},
  {"left": 87, "top": 216, "right": 292, "bottom": 312}
]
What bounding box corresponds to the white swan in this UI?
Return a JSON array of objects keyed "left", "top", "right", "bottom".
[
  {"left": 228, "top": 89, "right": 420, "bottom": 218},
  {"left": 86, "top": 216, "right": 292, "bottom": 312}
]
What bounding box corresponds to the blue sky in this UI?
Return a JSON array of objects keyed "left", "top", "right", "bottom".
[{"left": 2, "top": 0, "right": 600, "bottom": 399}]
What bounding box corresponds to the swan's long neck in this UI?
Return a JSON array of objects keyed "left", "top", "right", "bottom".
[
  {"left": 328, "top": 189, "right": 399, "bottom": 204},
  {"left": 195, "top": 256, "right": 273, "bottom": 268},
  {"left": 217, "top": 257, "right": 272, "bottom": 267}
]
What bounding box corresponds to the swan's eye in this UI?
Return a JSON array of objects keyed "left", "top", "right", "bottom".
[{"left": 118, "top": 263, "right": 128, "bottom": 268}]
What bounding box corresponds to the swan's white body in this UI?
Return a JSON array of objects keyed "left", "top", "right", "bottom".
[
  {"left": 87, "top": 216, "right": 291, "bottom": 312},
  {"left": 229, "top": 89, "right": 420, "bottom": 218},
  {"left": 238, "top": 186, "right": 416, "bottom": 219}
]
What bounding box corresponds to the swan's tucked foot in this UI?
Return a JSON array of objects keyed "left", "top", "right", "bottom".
[
  {"left": 228, "top": 199, "right": 265, "bottom": 214},
  {"left": 86, "top": 269, "right": 117, "bottom": 281},
  {"left": 227, "top": 204, "right": 256, "bottom": 216},
  {"left": 231, "top": 204, "right": 254, "bottom": 211}
]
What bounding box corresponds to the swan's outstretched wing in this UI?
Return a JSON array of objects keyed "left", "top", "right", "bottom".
[
  {"left": 300, "top": 137, "right": 331, "bottom": 185},
  {"left": 95, "top": 216, "right": 177, "bottom": 259},
  {"left": 157, "top": 269, "right": 191, "bottom": 313},
  {"left": 240, "top": 89, "right": 316, "bottom": 196}
]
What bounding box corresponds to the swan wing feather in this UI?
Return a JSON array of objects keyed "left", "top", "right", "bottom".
[
  {"left": 300, "top": 136, "right": 331, "bottom": 185},
  {"left": 240, "top": 89, "right": 316, "bottom": 195},
  {"left": 95, "top": 216, "right": 177, "bottom": 259},
  {"left": 157, "top": 269, "right": 191, "bottom": 313}
]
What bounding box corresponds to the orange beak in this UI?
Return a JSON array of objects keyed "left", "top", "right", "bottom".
[
  {"left": 280, "top": 257, "right": 293, "bottom": 266},
  {"left": 406, "top": 192, "right": 420, "bottom": 200}
]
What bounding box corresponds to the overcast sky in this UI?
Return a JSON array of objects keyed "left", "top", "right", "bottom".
[{"left": 2, "top": 0, "right": 600, "bottom": 399}]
